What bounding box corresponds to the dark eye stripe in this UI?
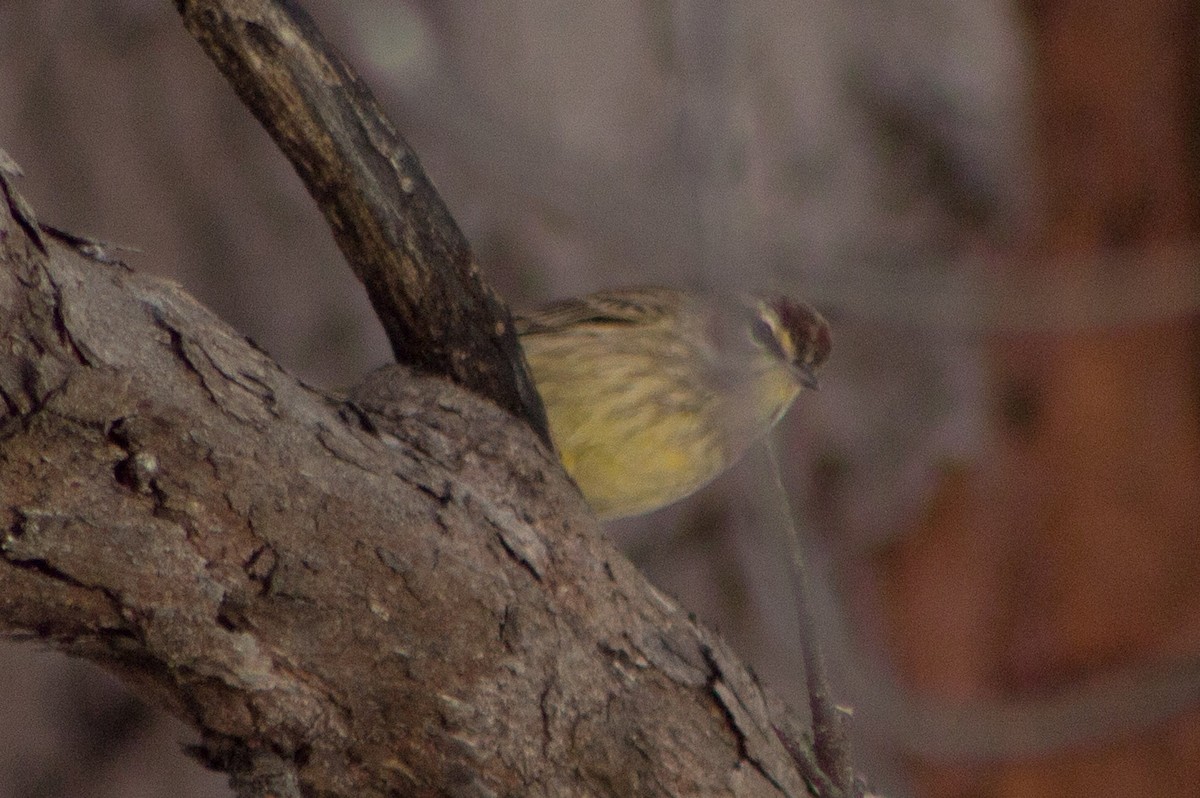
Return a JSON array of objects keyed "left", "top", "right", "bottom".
[{"left": 751, "top": 316, "right": 787, "bottom": 361}]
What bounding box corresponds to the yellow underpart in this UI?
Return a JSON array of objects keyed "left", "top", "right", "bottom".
[{"left": 522, "top": 320, "right": 803, "bottom": 519}]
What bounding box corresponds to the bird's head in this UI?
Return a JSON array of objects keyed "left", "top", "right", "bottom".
[{"left": 750, "top": 298, "right": 832, "bottom": 390}]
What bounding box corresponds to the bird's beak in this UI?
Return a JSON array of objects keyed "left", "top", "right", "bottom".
[{"left": 798, "top": 364, "right": 819, "bottom": 390}]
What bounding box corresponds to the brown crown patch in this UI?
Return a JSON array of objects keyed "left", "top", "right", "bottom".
[{"left": 768, "top": 298, "right": 832, "bottom": 369}]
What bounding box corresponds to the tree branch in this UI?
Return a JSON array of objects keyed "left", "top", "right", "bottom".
[
  {"left": 0, "top": 177, "right": 813, "bottom": 794},
  {"left": 0, "top": 1, "right": 822, "bottom": 787},
  {"left": 174, "top": 0, "right": 551, "bottom": 446}
]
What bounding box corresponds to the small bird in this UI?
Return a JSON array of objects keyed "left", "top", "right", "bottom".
[{"left": 517, "top": 288, "right": 831, "bottom": 519}]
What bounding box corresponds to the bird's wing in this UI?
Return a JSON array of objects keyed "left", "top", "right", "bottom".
[{"left": 515, "top": 288, "right": 682, "bottom": 335}]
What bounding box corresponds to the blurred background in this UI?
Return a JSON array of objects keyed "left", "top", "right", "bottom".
[{"left": 2, "top": 1, "right": 1199, "bottom": 796}]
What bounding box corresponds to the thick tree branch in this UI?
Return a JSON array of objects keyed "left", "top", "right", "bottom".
[
  {"left": 0, "top": 0, "right": 828, "bottom": 792},
  {"left": 0, "top": 158, "right": 815, "bottom": 795},
  {"left": 174, "top": 0, "right": 551, "bottom": 446}
]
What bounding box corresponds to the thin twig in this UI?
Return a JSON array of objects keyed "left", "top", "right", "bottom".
[{"left": 765, "top": 440, "right": 859, "bottom": 797}]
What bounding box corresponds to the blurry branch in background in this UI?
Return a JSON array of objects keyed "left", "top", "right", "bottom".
[
  {"left": 177, "top": 0, "right": 551, "bottom": 446},
  {"left": 672, "top": 0, "right": 749, "bottom": 292},
  {"left": 859, "top": 653, "right": 1200, "bottom": 763},
  {"left": 814, "top": 246, "right": 1200, "bottom": 334}
]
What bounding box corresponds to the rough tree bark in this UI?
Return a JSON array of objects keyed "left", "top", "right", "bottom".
[{"left": 0, "top": 2, "right": 820, "bottom": 796}]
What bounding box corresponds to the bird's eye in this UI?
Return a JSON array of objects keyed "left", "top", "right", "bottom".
[{"left": 751, "top": 316, "right": 787, "bottom": 361}]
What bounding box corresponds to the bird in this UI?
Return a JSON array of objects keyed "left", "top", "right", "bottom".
[{"left": 516, "top": 288, "right": 831, "bottom": 518}]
